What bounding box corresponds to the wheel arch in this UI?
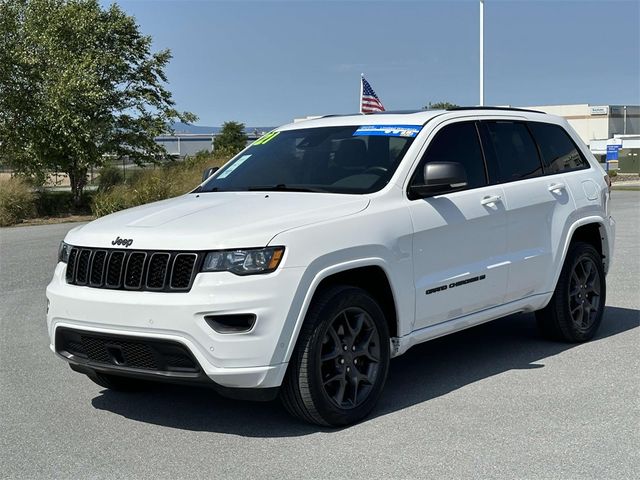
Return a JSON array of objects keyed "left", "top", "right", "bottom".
[
  {"left": 274, "top": 259, "right": 401, "bottom": 367},
  {"left": 571, "top": 223, "right": 604, "bottom": 258},
  {"left": 312, "top": 266, "right": 398, "bottom": 339},
  {"left": 549, "top": 216, "right": 611, "bottom": 295}
]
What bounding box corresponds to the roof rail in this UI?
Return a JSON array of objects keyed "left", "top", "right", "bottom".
[
  {"left": 314, "top": 106, "right": 544, "bottom": 119},
  {"left": 318, "top": 113, "right": 361, "bottom": 118},
  {"left": 446, "top": 106, "right": 544, "bottom": 114}
]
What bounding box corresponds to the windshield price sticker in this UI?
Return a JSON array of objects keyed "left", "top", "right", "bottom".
[
  {"left": 353, "top": 125, "right": 422, "bottom": 138},
  {"left": 253, "top": 131, "right": 280, "bottom": 145}
]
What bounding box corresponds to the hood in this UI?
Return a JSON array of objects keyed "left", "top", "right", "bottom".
[{"left": 66, "top": 192, "right": 369, "bottom": 250}]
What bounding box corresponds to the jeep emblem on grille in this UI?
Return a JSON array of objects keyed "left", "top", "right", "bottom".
[{"left": 112, "top": 236, "right": 134, "bottom": 248}]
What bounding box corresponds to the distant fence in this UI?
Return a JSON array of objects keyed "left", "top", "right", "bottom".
[
  {"left": 0, "top": 157, "right": 167, "bottom": 189},
  {"left": 0, "top": 131, "right": 263, "bottom": 183}
]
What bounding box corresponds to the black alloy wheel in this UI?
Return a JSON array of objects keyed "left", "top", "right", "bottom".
[
  {"left": 319, "top": 307, "right": 381, "bottom": 409},
  {"left": 536, "top": 241, "right": 606, "bottom": 342},
  {"left": 281, "top": 285, "right": 390, "bottom": 426},
  {"left": 567, "top": 255, "right": 602, "bottom": 334}
]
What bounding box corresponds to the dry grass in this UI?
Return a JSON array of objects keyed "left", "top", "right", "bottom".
[
  {"left": 92, "top": 153, "right": 230, "bottom": 217},
  {"left": 0, "top": 177, "right": 36, "bottom": 227}
]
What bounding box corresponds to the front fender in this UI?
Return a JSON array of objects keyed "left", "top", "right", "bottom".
[
  {"left": 268, "top": 249, "right": 413, "bottom": 366},
  {"left": 266, "top": 198, "right": 415, "bottom": 365}
]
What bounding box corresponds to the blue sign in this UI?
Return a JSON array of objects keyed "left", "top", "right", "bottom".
[{"left": 606, "top": 145, "right": 620, "bottom": 161}]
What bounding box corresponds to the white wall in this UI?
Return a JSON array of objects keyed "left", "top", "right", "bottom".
[{"left": 526, "top": 104, "right": 610, "bottom": 145}]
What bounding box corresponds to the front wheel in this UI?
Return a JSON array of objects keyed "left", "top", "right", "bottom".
[
  {"left": 536, "top": 242, "right": 606, "bottom": 342},
  {"left": 281, "top": 285, "right": 390, "bottom": 426}
]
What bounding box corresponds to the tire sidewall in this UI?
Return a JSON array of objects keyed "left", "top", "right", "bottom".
[
  {"left": 305, "top": 287, "right": 390, "bottom": 426},
  {"left": 557, "top": 243, "right": 606, "bottom": 341}
]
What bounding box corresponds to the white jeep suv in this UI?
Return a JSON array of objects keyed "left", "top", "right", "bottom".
[{"left": 47, "top": 107, "right": 615, "bottom": 426}]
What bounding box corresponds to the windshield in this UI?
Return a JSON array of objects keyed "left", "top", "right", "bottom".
[{"left": 197, "top": 125, "right": 421, "bottom": 194}]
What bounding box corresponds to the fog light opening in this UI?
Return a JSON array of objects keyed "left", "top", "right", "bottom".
[{"left": 204, "top": 314, "right": 257, "bottom": 334}]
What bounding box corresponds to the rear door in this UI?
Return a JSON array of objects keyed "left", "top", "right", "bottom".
[
  {"left": 478, "top": 120, "right": 578, "bottom": 302},
  {"left": 408, "top": 120, "right": 509, "bottom": 330}
]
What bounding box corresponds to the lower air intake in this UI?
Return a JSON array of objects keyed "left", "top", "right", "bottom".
[{"left": 56, "top": 328, "right": 200, "bottom": 373}]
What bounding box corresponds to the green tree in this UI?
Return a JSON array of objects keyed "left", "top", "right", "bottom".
[
  {"left": 0, "top": 0, "right": 196, "bottom": 205},
  {"left": 424, "top": 101, "right": 460, "bottom": 110},
  {"left": 214, "top": 121, "right": 248, "bottom": 156}
]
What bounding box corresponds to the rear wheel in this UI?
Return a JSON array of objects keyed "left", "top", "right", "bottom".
[
  {"left": 281, "top": 285, "right": 390, "bottom": 426},
  {"left": 536, "top": 242, "right": 605, "bottom": 342}
]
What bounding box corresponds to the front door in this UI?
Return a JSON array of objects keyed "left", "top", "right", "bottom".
[{"left": 408, "top": 120, "right": 509, "bottom": 330}]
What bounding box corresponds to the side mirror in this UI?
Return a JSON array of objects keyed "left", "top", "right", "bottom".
[
  {"left": 409, "top": 162, "right": 468, "bottom": 198},
  {"left": 202, "top": 166, "right": 219, "bottom": 182}
]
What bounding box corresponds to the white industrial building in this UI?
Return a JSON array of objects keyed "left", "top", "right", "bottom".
[{"left": 155, "top": 134, "right": 216, "bottom": 158}]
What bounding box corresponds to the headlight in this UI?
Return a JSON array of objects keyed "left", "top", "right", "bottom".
[
  {"left": 202, "top": 247, "right": 284, "bottom": 275},
  {"left": 58, "top": 242, "right": 71, "bottom": 263}
]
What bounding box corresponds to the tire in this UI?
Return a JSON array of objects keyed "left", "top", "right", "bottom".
[
  {"left": 87, "top": 372, "right": 151, "bottom": 392},
  {"left": 280, "top": 285, "right": 390, "bottom": 426},
  {"left": 536, "top": 241, "right": 606, "bottom": 342}
]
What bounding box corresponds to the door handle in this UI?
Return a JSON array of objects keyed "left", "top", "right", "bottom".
[
  {"left": 481, "top": 195, "right": 502, "bottom": 206},
  {"left": 548, "top": 182, "right": 566, "bottom": 193}
]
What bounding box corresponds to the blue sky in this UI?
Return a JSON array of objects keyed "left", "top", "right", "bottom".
[{"left": 108, "top": 0, "right": 640, "bottom": 126}]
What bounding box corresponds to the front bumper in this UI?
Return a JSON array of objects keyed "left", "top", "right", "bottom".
[
  {"left": 56, "top": 327, "right": 278, "bottom": 401},
  {"left": 46, "top": 262, "right": 306, "bottom": 389}
]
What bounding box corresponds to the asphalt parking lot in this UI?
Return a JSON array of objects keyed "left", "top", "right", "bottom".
[{"left": 1, "top": 191, "right": 638, "bottom": 480}]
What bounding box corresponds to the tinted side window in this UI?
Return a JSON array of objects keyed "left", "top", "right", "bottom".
[
  {"left": 412, "top": 122, "right": 487, "bottom": 189},
  {"left": 528, "top": 122, "right": 589, "bottom": 173},
  {"left": 483, "top": 121, "right": 543, "bottom": 182}
]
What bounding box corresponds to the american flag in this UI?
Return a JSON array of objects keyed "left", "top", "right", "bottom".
[{"left": 360, "top": 76, "right": 385, "bottom": 113}]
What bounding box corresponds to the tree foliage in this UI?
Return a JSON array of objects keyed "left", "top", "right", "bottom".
[
  {"left": 214, "top": 121, "right": 248, "bottom": 156},
  {"left": 0, "top": 0, "right": 196, "bottom": 204},
  {"left": 424, "top": 101, "right": 460, "bottom": 110}
]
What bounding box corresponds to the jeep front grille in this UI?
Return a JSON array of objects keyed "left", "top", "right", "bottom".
[{"left": 65, "top": 247, "right": 201, "bottom": 292}]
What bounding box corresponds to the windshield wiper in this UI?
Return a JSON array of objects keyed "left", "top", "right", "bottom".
[{"left": 247, "top": 184, "right": 326, "bottom": 193}]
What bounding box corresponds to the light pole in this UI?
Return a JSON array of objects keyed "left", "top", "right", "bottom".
[{"left": 480, "top": 0, "right": 484, "bottom": 106}]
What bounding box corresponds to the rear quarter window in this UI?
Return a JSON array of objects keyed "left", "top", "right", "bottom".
[
  {"left": 527, "top": 122, "right": 590, "bottom": 174},
  {"left": 481, "top": 121, "right": 543, "bottom": 183}
]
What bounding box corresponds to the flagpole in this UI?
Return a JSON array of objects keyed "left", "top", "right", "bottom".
[
  {"left": 359, "top": 73, "right": 364, "bottom": 113},
  {"left": 479, "top": 0, "right": 484, "bottom": 106}
]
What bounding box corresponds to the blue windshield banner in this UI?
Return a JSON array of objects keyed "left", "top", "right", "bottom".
[{"left": 353, "top": 125, "right": 422, "bottom": 138}]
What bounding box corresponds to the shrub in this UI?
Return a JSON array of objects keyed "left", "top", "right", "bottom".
[
  {"left": 123, "top": 167, "right": 145, "bottom": 186},
  {"left": 97, "top": 165, "right": 124, "bottom": 191},
  {"left": 35, "top": 190, "right": 73, "bottom": 217},
  {"left": 34, "top": 190, "right": 94, "bottom": 217},
  {"left": 92, "top": 152, "right": 229, "bottom": 217},
  {"left": 92, "top": 185, "right": 136, "bottom": 217},
  {"left": 0, "top": 177, "right": 36, "bottom": 226}
]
